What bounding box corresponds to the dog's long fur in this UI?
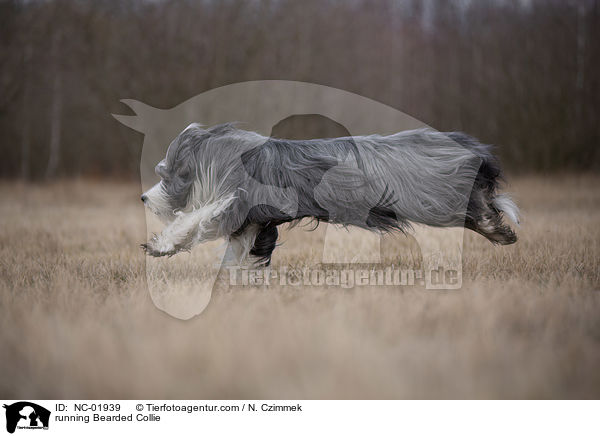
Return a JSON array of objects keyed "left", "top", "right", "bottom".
[{"left": 142, "top": 123, "right": 519, "bottom": 264}]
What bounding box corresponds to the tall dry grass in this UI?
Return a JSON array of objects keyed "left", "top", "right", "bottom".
[{"left": 0, "top": 176, "right": 598, "bottom": 399}]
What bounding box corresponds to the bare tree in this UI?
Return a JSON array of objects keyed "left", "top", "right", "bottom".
[
  {"left": 0, "top": 0, "right": 598, "bottom": 178},
  {"left": 45, "top": 30, "right": 62, "bottom": 179},
  {"left": 20, "top": 42, "right": 32, "bottom": 180}
]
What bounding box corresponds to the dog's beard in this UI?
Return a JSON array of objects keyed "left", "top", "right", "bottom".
[{"left": 143, "top": 182, "right": 177, "bottom": 224}]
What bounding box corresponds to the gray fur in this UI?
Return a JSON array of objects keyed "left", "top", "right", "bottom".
[{"left": 142, "top": 123, "right": 518, "bottom": 262}]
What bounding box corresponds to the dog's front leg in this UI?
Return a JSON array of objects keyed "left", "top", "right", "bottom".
[
  {"left": 142, "top": 212, "right": 200, "bottom": 257},
  {"left": 222, "top": 224, "right": 262, "bottom": 266},
  {"left": 143, "top": 199, "right": 232, "bottom": 257}
]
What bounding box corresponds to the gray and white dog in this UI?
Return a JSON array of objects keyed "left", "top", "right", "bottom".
[{"left": 141, "top": 123, "right": 519, "bottom": 265}]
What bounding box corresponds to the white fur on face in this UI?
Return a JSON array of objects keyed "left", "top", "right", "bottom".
[
  {"left": 142, "top": 160, "right": 240, "bottom": 256},
  {"left": 143, "top": 182, "right": 174, "bottom": 223}
]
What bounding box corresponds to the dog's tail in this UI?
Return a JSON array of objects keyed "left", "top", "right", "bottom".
[{"left": 448, "top": 132, "right": 519, "bottom": 245}]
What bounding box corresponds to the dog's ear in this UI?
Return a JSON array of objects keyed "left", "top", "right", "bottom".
[{"left": 155, "top": 160, "right": 168, "bottom": 179}]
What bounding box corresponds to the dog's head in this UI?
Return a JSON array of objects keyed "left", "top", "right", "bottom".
[{"left": 141, "top": 124, "right": 204, "bottom": 222}]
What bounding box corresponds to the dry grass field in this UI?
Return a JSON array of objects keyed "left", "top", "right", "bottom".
[{"left": 0, "top": 175, "right": 599, "bottom": 399}]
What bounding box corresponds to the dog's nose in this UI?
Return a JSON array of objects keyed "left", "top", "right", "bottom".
[{"left": 141, "top": 194, "right": 148, "bottom": 203}]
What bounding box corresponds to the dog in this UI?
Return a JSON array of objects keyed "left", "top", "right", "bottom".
[{"left": 141, "top": 123, "right": 519, "bottom": 265}]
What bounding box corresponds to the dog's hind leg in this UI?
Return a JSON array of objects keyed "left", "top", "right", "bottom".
[
  {"left": 450, "top": 132, "right": 519, "bottom": 246},
  {"left": 465, "top": 190, "right": 518, "bottom": 245}
]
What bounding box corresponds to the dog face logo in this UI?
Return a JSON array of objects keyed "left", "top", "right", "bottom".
[{"left": 3, "top": 402, "right": 50, "bottom": 433}]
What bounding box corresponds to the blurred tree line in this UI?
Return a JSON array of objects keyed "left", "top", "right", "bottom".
[{"left": 0, "top": 0, "right": 598, "bottom": 179}]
